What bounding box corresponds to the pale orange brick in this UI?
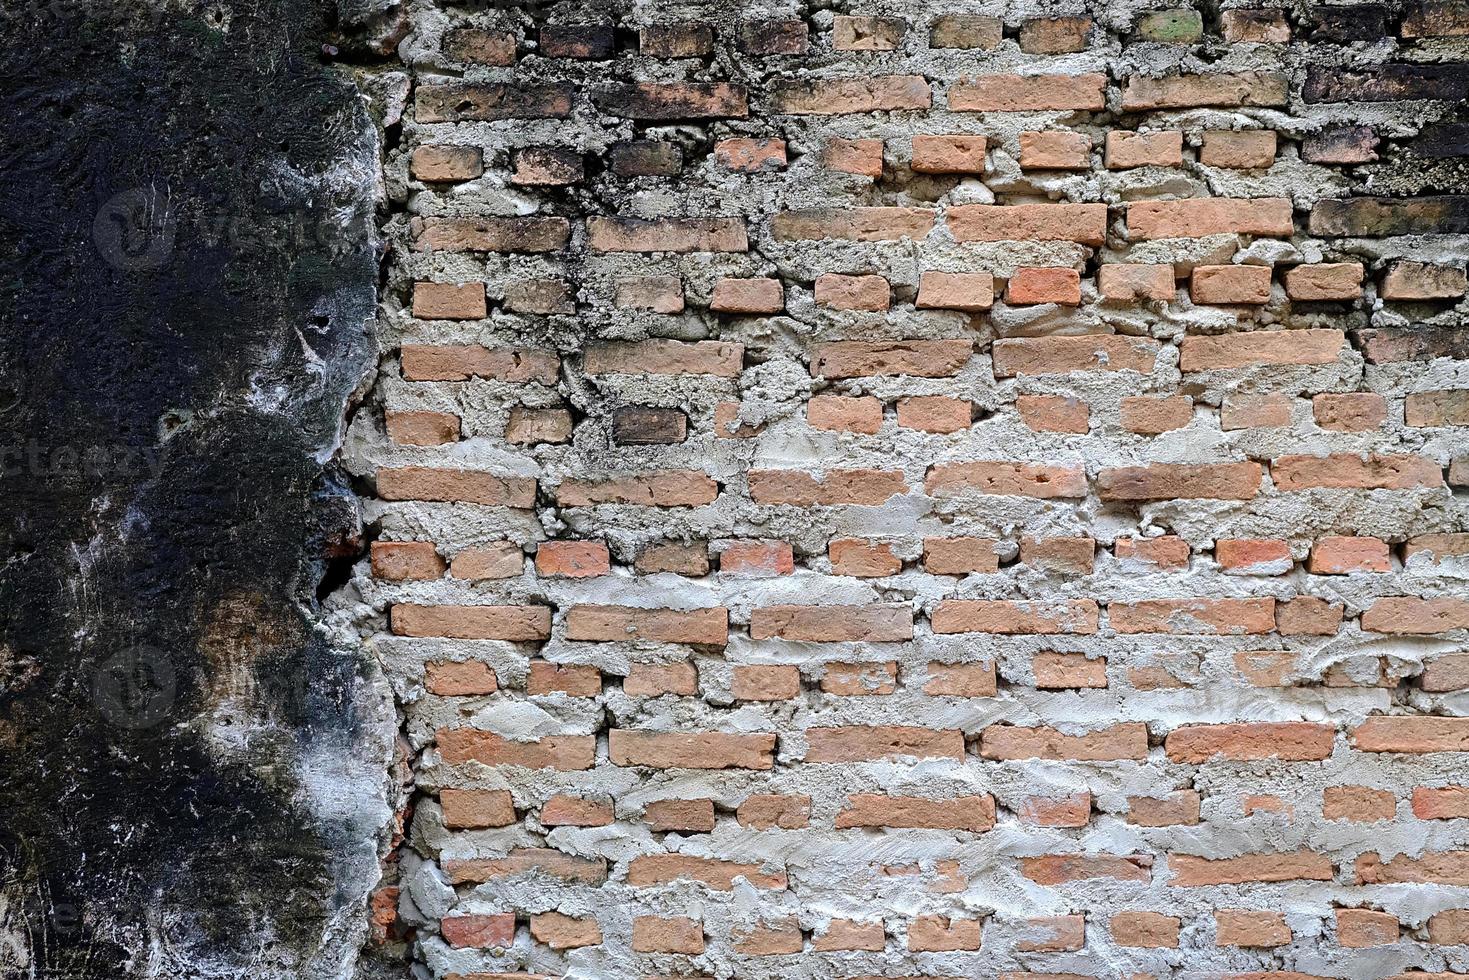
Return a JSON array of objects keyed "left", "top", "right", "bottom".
[
  {"left": 614, "top": 275, "right": 683, "bottom": 313},
  {"left": 623, "top": 662, "right": 698, "bottom": 697},
  {"left": 908, "top": 915, "right": 983, "bottom": 952},
  {"left": 823, "top": 137, "right": 885, "bottom": 177},
  {"left": 644, "top": 798, "right": 715, "bottom": 832},
  {"left": 632, "top": 916, "right": 704, "bottom": 954},
  {"left": 751, "top": 603, "right": 912, "bottom": 641},
  {"left": 836, "top": 793, "right": 995, "bottom": 832},
  {"left": 714, "top": 137, "right": 786, "bottom": 172},
  {"left": 821, "top": 661, "right": 898, "bottom": 695},
  {"left": 527, "top": 661, "right": 601, "bottom": 697},
  {"left": 1313, "top": 392, "right": 1387, "bottom": 431},
  {"left": 443, "top": 848, "right": 606, "bottom": 885},
  {"left": 992, "top": 335, "right": 1161, "bottom": 376},
  {"left": 1115, "top": 536, "right": 1191, "bottom": 569},
  {"left": 773, "top": 207, "right": 934, "bottom": 242},
  {"left": 1276, "top": 596, "right": 1345, "bottom": 635},
  {"left": 1215, "top": 910, "right": 1291, "bottom": 947},
  {"left": 441, "top": 913, "right": 515, "bottom": 949},
  {"left": 505, "top": 407, "right": 573, "bottom": 445},
  {"left": 1019, "top": 130, "right": 1092, "bottom": 170},
  {"left": 628, "top": 854, "right": 787, "bottom": 890},
  {"left": 731, "top": 665, "right": 801, "bottom": 701},
  {"left": 437, "top": 730, "right": 594, "bottom": 770},
  {"left": 610, "top": 730, "right": 776, "bottom": 770},
  {"left": 1201, "top": 130, "right": 1277, "bottom": 168},
  {"left": 948, "top": 202, "right": 1108, "bottom": 245},
  {"left": 441, "top": 788, "right": 516, "bottom": 829},
  {"left": 916, "top": 271, "right": 994, "bottom": 310},
  {"left": 1121, "top": 395, "right": 1191, "bottom": 434},
  {"left": 808, "top": 395, "right": 883, "bottom": 433},
  {"left": 371, "top": 541, "right": 445, "bottom": 580},
  {"left": 1121, "top": 72, "right": 1288, "bottom": 111},
  {"left": 832, "top": 14, "right": 904, "bottom": 49},
  {"left": 1017, "top": 915, "right": 1084, "bottom": 952},
  {"left": 829, "top": 539, "right": 901, "bottom": 577},
  {"left": 1022, "top": 853, "right": 1152, "bottom": 885},
  {"left": 410, "top": 145, "right": 484, "bottom": 182},
  {"left": 558, "top": 471, "right": 719, "bottom": 506},
  {"left": 1381, "top": 261, "right": 1467, "bottom": 300},
  {"left": 565, "top": 605, "right": 727, "bottom": 645},
  {"left": 897, "top": 395, "right": 971, "bottom": 432},
  {"left": 424, "top": 660, "right": 497, "bottom": 696},
  {"left": 385, "top": 409, "right": 461, "bottom": 446},
  {"left": 815, "top": 272, "right": 890, "bottom": 311},
  {"left": 450, "top": 542, "right": 523, "bottom": 580},
  {"left": 1110, "top": 597, "right": 1276, "bottom": 634},
  {"left": 413, "top": 281, "right": 487, "bottom": 320},
  {"left": 584, "top": 339, "right": 742, "bottom": 376},
  {"left": 529, "top": 912, "right": 601, "bottom": 950},
  {"left": 540, "top": 794, "right": 613, "bottom": 827},
  {"left": 1429, "top": 909, "right": 1469, "bottom": 945},
  {"left": 934, "top": 599, "right": 1099, "bottom": 635},
  {"left": 812, "top": 919, "right": 885, "bottom": 952},
  {"left": 1285, "top": 262, "right": 1363, "bottom": 300},
  {"left": 1171, "top": 851, "right": 1332, "bottom": 887},
  {"left": 535, "top": 540, "right": 609, "bottom": 578},
  {"left": 805, "top": 725, "right": 965, "bottom": 762},
  {"left": 1112, "top": 912, "right": 1179, "bottom": 948},
  {"left": 1336, "top": 908, "right": 1399, "bottom": 947},
  {"left": 713, "top": 401, "right": 762, "bottom": 438},
  {"left": 1323, "top": 785, "right": 1396, "bottom": 822},
  {"left": 635, "top": 542, "right": 707, "bottom": 576},
  {"left": 1181, "top": 328, "right": 1343, "bottom": 370},
  {"left": 1405, "top": 533, "right": 1469, "bottom": 564},
  {"left": 1191, "top": 265, "right": 1273, "bottom": 304},
  {"left": 911, "top": 135, "right": 987, "bottom": 173},
  {"left": 379, "top": 466, "right": 537, "bottom": 507},
  {"left": 711, "top": 277, "right": 783, "bottom": 313},
  {"left": 1222, "top": 8, "right": 1291, "bottom": 41},
  {"left": 1215, "top": 538, "right": 1292, "bottom": 573},
  {"left": 1033, "top": 651, "right": 1107, "bottom": 688},
  {"left": 402, "top": 345, "right": 559, "bottom": 383},
  {"left": 1165, "top": 722, "right": 1334, "bottom": 762},
  {"left": 926, "top": 461, "right": 1086, "bottom": 498},
  {"left": 719, "top": 540, "right": 794, "bottom": 575},
  {"left": 922, "top": 661, "right": 997, "bottom": 698},
  {"left": 749, "top": 468, "right": 906, "bottom": 506},
  {"left": 1105, "top": 131, "right": 1183, "bottom": 169},
  {"left": 1309, "top": 536, "right": 1390, "bottom": 574},
  {"left": 1423, "top": 654, "right": 1469, "bottom": 692},
  {"left": 1128, "top": 791, "right": 1201, "bottom": 826},
  {"left": 737, "top": 793, "right": 812, "bottom": 829},
  {"left": 1222, "top": 393, "right": 1293, "bottom": 430},
  {"left": 930, "top": 13, "right": 1003, "bottom": 48},
  {"left": 1007, "top": 267, "right": 1081, "bottom": 305},
  {"left": 1128, "top": 197, "right": 1294, "bottom": 239},
  {"left": 812, "top": 339, "right": 972, "bottom": 378},
  {"left": 1356, "top": 848, "right": 1469, "bottom": 883},
  {"left": 1019, "top": 14, "right": 1092, "bottom": 52},
  {"left": 1022, "top": 536, "right": 1096, "bottom": 574},
  {"left": 734, "top": 921, "right": 803, "bottom": 955},
  {"left": 1099, "top": 264, "right": 1175, "bottom": 301},
  {"left": 1272, "top": 453, "right": 1442, "bottom": 491},
  {"left": 1407, "top": 389, "right": 1469, "bottom": 427},
  {"left": 393, "top": 603, "right": 551, "bottom": 640},
  {"left": 923, "top": 537, "right": 1000, "bottom": 574},
  {"left": 1016, "top": 395, "right": 1089, "bottom": 433},
  {"left": 984, "top": 723, "right": 1147, "bottom": 761},
  {"left": 587, "top": 216, "right": 747, "bottom": 252},
  {"left": 1017, "top": 792, "right": 1091, "bottom": 828},
  {"left": 949, "top": 73, "right": 1107, "bottom": 112},
  {"left": 1364, "top": 598, "right": 1469, "bottom": 635}
]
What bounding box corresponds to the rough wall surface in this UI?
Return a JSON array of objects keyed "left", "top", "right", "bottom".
[
  {"left": 345, "top": 0, "right": 1469, "bottom": 977},
  {"left": 0, "top": 1, "right": 393, "bottom": 977}
]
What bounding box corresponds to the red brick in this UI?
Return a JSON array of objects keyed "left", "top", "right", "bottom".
[
  {"left": 1098, "top": 462, "right": 1262, "bottom": 500},
  {"left": 535, "top": 541, "right": 609, "bottom": 578},
  {"left": 609, "top": 731, "right": 776, "bottom": 770},
  {"left": 1111, "top": 597, "right": 1276, "bottom": 634},
  {"left": 1190, "top": 265, "right": 1273, "bottom": 305},
  {"left": 714, "top": 138, "right": 785, "bottom": 172},
  {"left": 1127, "top": 198, "right": 1293, "bottom": 240},
  {"left": 805, "top": 725, "right": 965, "bottom": 762},
  {"left": 836, "top": 794, "right": 995, "bottom": 832},
  {"left": 950, "top": 73, "right": 1107, "bottom": 111},
  {"left": 557, "top": 471, "right": 718, "bottom": 506},
  {"left": 392, "top": 604, "right": 550, "bottom": 640},
  {"left": 982, "top": 723, "right": 1148, "bottom": 760},
  {"left": 587, "top": 217, "right": 747, "bottom": 253},
  {"left": 808, "top": 395, "right": 882, "bottom": 433},
  {"left": 992, "top": 335, "right": 1160, "bottom": 376},
  {"left": 749, "top": 468, "right": 906, "bottom": 506},
  {"left": 1165, "top": 722, "right": 1334, "bottom": 762},
  {"left": 911, "top": 135, "right": 987, "bottom": 174},
  {"left": 815, "top": 273, "right": 890, "bottom": 311},
  {"left": 442, "top": 913, "right": 515, "bottom": 950},
  {"left": 897, "top": 396, "right": 971, "bottom": 433},
  {"left": 1007, "top": 267, "right": 1082, "bottom": 305},
  {"left": 1272, "top": 454, "right": 1442, "bottom": 491},
  {"left": 1105, "top": 131, "right": 1183, "bottom": 169},
  {"left": 437, "top": 730, "right": 594, "bottom": 770},
  {"left": 935, "top": 599, "right": 1099, "bottom": 635},
  {"left": 776, "top": 75, "right": 932, "bottom": 113},
  {"left": 1016, "top": 395, "right": 1089, "bottom": 432},
  {"left": 812, "top": 339, "right": 971, "bottom": 377},
  {"left": 1216, "top": 538, "right": 1292, "bottom": 573},
  {"left": 750, "top": 604, "right": 912, "bottom": 641},
  {"left": 1309, "top": 536, "right": 1390, "bottom": 573},
  {"left": 400, "top": 345, "right": 559, "bottom": 383},
  {"left": 948, "top": 203, "right": 1107, "bottom": 245},
  {"left": 925, "top": 461, "right": 1086, "bottom": 498},
  {"left": 565, "top": 605, "right": 727, "bottom": 645}
]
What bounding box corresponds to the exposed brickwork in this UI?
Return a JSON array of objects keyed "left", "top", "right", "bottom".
[{"left": 348, "top": 0, "right": 1469, "bottom": 975}]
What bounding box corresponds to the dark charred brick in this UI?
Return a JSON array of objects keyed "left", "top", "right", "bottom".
[
  {"left": 540, "top": 24, "right": 616, "bottom": 59},
  {"left": 612, "top": 407, "right": 689, "bottom": 445},
  {"left": 413, "top": 216, "right": 572, "bottom": 253},
  {"left": 738, "top": 19, "right": 809, "bottom": 55},
  {"left": 1303, "top": 126, "right": 1379, "bottom": 164},
  {"left": 1412, "top": 124, "right": 1469, "bottom": 157},
  {"left": 1309, "top": 195, "right": 1469, "bottom": 236},
  {"left": 640, "top": 24, "right": 714, "bottom": 57},
  {"left": 442, "top": 28, "right": 517, "bottom": 65},
  {"left": 609, "top": 141, "right": 684, "bottom": 177},
  {"left": 1307, "top": 5, "right": 1390, "bottom": 41},
  {"left": 596, "top": 82, "right": 748, "bottom": 120},
  {"left": 1356, "top": 327, "right": 1469, "bottom": 363},
  {"left": 1304, "top": 65, "right": 1469, "bottom": 103},
  {"left": 415, "top": 84, "right": 573, "bottom": 123},
  {"left": 1400, "top": 1, "right": 1469, "bottom": 37},
  {"left": 511, "top": 147, "right": 585, "bottom": 186}
]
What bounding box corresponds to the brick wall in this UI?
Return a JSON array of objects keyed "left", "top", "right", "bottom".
[{"left": 346, "top": 1, "right": 1469, "bottom": 976}]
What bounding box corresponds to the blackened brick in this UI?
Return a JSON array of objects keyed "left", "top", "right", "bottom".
[
  {"left": 1412, "top": 124, "right": 1469, "bottom": 158},
  {"left": 1309, "top": 195, "right": 1469, "bottom": 236},
  {"left": 739, "top": 19, "right": 808, "bottom": 54},
  {"left": 613, "top": 407, "right": 689, "bottom": 445},
  {"left": 609, "top": 141, "right": 683, "bottom": 177},
  {"left": 541, "top": 24, "right": 615, "bottom": 59},
  {"left": 1308, "top": 5, "right": 1390, "bottom": 42},
  {"left": 1304, "top": 65, "right": 1469, "bottom": 103},
  {"left": 595, "top": 82, "right": 748, "bottom": 120},
  {"left": 416, "top": 84, "right": 573, "bottom": 123}
]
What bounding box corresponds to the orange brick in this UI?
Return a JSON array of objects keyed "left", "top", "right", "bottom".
[
  {"left": 1017, "top": 792, "right": 1091, "bottom": 828},
  {"left": 750, "top": 603, "right": 912, "bottom": 641},
  {"left": 926, "top": 461, "right": 1086, "bottom": 498},
  {"left": 535, "top": 541, "right": 610, "bottom": 578},
  {"left": 1099, "top": 263, "right": 1175, "bottom": 301},
  {"left": 385, "top": 410, "right": 460, "bottom": 446},
  {"left": 719, "top": 540, "right": 794, "bottom": 576},
  {"left": 1309, "top": 536, "right": 1390, "bottom": 573},
  {"left": 438, "top": 730, "right": 594, "bottom": 770},
  {"left": 992, "top": 335, "right": 1160, "bottom": 376},
  {"left": 1121, "top": 72, "right": 1287, "bottom": 111},
  {"left": 1033, "top": 651, "right": 1106, "bottom": 688},
  {"left": 1115, "top": 536, "right": 1190, "bottom": 569},
  {"left": 823, "top": 137, "right": 884, "bottom": 177},
  {"left": 527, "top": 661, "right": 601, "bottom": 697},
  {"left": 1098, "top": 462, "right": 1262, "bottom": 501},
  {"left": 948, "top": 202, "right": 1107, "bottom": 245},
  {"left": 908, "top": 915, "right": 983, "bottom": 952},
  {"left": 1007, "top": 267, "right": 1082, "bottom": 305},
  {"left": 911, "top": 135, "right": 987, "bottom": 173},
  {"left": 441, "top": 913, "right": 514, "bottom": 950},
  {"left": 1128, "top": 791, "right": 1201, "bottom": 826},
  {"left": 565, "top": 605, "right": 728, "bottom": 645},
  {"left": 1019, "top": 130, "right": 1092, "bottom": 170},
  {"left": 815, "top": 272, "right": 890, "bottom": 311},
  {"left": 923, "top": 662, "right": 997, "bottom": 697},
  {"left": 934, "top": 599, "right": 1099, "bottom": 635},
  {"left": 1121, "top": 395, "right": 1192, "bottom": 434},
  {"left": 1180, "top": 328, "right": 1344, "bottom": 370},
  {"left": 1215, "top": 909, "right": 1291, "bottom": 947},
  {"left": 413, "top": 281, "right": 487, "bottom": 319},
  {"left": 1200, "top": 130, "right": 1277, "bottom": 168},
  {"left": 829, "top": 539, "right": 901, "bottom": 577},
  {"left": 609, "top": 731, "right": 776, "bottom": 770},
  {"left": 1285, "top": 262, "right": 1363, "bottom": 300},
  {"left": 749, "top": 468, "right": 906, "bottom": 505},
  {"left": 540, "top": 794, "right": 613, "bottom": 827},
  {"left": 1335, "top": 908, "right": 1399, "bottom": 947},
  {"left": 1323, "top": 785, "right": 1396, "bottom": 822},
  {"left": 371, "top": 541, "right": 445, "bottom": 581},
  {"left": 1112, "top": 912, "right": 1179, "bottom": 948},
  {"left": 732, "top": 665, "right": 801, "bottom": 701},
  {"left": 1216, "top": 538, "right": 1292, "bottom": 573},
  {"left": 1171, "top": 851, "right": 1332, "bottom": 886},
  {"left": 1165, "top": 722, "right": 1335, "bottom": 762},
  {"left": 1110, "top": 597, "right": 1276, "bottom": 634},
  {"left": 812, "top": 919, "right": 884, "bottom": 951},
  {"left": 808, "top": 395, "right": 883, "bottom": 433},
  {"left": 392, "top": 604, "right": 551, "bottom": 640},
  {"left": 776, "top": 76, "right": 931, "bottom": 113},
  {"left": 530, "top": 912, "right": 602, "bottom": 950},
  {"left": 632, "top": 916, "right": 703, "bottom": 954},
  {"left": 982, "top": 723, "right": 1147, "bottom": 761},
  {"left": 1105, "top": 131, "right": 1183, "bottom": 168},
  {"left": 714, "top": 137, "right": 786, "bottom": 172},
  {"left": 401, "top": 345, "right": 559, "bottom": 383},
  {"left": 424, "top": 660, "right": 497, "bottom": 696},
  {"left": 812, "top": 340, "right": 972, "bottom": 377},
  {"left": 441, "top": 788, "right": 515, "bottom": 829},
  {"left": 805, "top": 725, "right": 965, "bottom": 762},
  {"left": 1272, "top": 453, "right": 1442, "bottom": 491},
  {"left": 950, "top": 73, "right": 1107, "bottom": 111},
  {"left": 737, "top": 793, "right": 811, "bottom": 829},
  {"left": 558, "top": 471, "right": 719, "bottom": 506},
  {"left": 711, "top": 277, "right": 783, "bottom": 313},
  {"left": 449, "top": 542, "right": 523, "bottom": 580},
  {"left": 923, "top": 537, "right": 1000, "bottom": 574},
  {"left": 1190, "top": 265, "right": 1273, "bottom": 304},
  {"left": 623, "top": 662, "right": 697, "bottom": 697},
  {"left": 897, "top": 395, "right": 971, "bottom": 432},
  {"left": 644, "top": 798, "right": 715, "bottom": 832},
  {"left": 1128, "top": 197, "right": 1293, "bottom": 239},
  {"left": 1021, "top": 536, "right": 1096, "bottom": 574},
  {"left": 916, "top": 271, "right": 994, "bottom": 310},
  {"left": 835, "top": 793, "right": 995, "bottom": 832},
  {"left": 1022, "top": 853, "right": 1152, "bottom": 885}
]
